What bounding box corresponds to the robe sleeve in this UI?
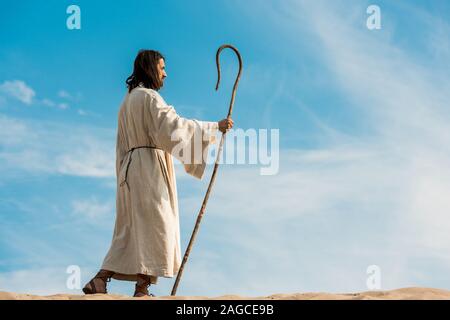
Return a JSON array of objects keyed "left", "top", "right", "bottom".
[{"left": 145, "top": 90, "right": 219, "bottom": 180}]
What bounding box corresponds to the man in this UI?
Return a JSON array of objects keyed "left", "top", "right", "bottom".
[{"left": 82, "top": 49, "right": 233, "bottom": 297}]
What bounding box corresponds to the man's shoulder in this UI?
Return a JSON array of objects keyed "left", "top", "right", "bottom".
[{"left": 131, "top": 87, "right": 162, "bottom": 100}]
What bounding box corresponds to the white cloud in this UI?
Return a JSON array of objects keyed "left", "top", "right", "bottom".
[
  {"left": 41, "top": 98, "right": 56, "bottom": 107},
  {"left": 168, "top": 0, "right": 450, "bottom": 295},
  {"left": 0, "top": 82, "right": 72, "bottom": 111},
  {"left": 173, "top": 147, "right": 410, "bottom": 295},
  {"left": 40, "top": 98, "right": 70, "bottom": 111},
  {"left": 172, "top": 143, "right": 450, "bottom": 295},
  {"left": 0, "top": 268, "right": 75, "bottom": 295},
  {"left": 0, "top": 80, "right": 35, "bottom": 105},
  {"left": 0, "top": 113, "right": 115, "bottom": 178},
  {"left": 72, "top": 197, "right": 114, "bottom": 221},
  {"left": 295, "top": 0, "right": 450, "bottom": 250},
  {"left": 58, "top": 90, "right": 72, "bottom": 99},
  {"left": 55, "top": 141, "right": 114, "bottom": 178},
  {"left": 57, "top": 103, "right": 69, "bottom": 110},
  {"left": 0, "top": 114, "right": 32, "bottom": 146}
]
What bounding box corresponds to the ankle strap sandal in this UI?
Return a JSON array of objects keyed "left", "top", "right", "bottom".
[
  {"left": 133, "top": 274, "right": 155, "bottom": 297},
  {"left": 82, "top": 269, "right": 115, "bottom": 295}
]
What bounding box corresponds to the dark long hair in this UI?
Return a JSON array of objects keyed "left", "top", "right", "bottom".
[{"left": 126, "top": 49, "right": 165, "bottom": 93}]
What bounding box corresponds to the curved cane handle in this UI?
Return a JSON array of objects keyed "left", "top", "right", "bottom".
[{"left": 215, "top": 44, "right": 243, "bottom": 119}]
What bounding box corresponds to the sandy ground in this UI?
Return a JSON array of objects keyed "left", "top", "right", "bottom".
[{"left": 0, "top": 287, "right": 449, "bottom": 300}]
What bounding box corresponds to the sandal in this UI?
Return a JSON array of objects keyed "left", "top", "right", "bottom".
[
  {"left": 82, "top": 269, "right": 115, "bottom": 294},
  {"left": 133, "top": 274, "right": 155, "bottom": 297}
]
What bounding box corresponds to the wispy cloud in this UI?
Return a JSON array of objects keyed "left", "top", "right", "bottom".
[
  {"left": 41, "top": 98, "right": 56, "bottom": 107},
  {"left": 174, "top": 146, "right": 413, "bottom": 295},
  {"left": 0, "top": 268, "right": 77, "bottom": 295},
  {"left": 41, "top": 98, "right": 70, "bottom": 110},
  {"left": 58, "top": 89, "right": 83, "bottom": 102},
  {"left": 0, "top": 115, "right": 30, "bottom": 146},
  {"left": 57, "top": 102, "right": 69, "bottom": 110},
  {"left": 170, "top": 0, "right": 450, "bottom": 295},
  {"left": 295, "top": 0, "right": 450, "bottom": 251},
  {"left": 0, "top": 80, "right": 35, "bottom": 105},
  {"left": 0, "top": 80, "right": 75, "bottom": 112},
  {"left": 0, "top": 114, "right": 115, "bottom": 178},
  {"left": 58, "top": 90, "right": 72, "bottom": 99},
  {"left": 72, "top": 197, "right": 114, "bottom": 221}
]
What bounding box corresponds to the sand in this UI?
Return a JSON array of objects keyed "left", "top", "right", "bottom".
[{"left": 0, "top": 287, "right": 449, "bottom": 300}]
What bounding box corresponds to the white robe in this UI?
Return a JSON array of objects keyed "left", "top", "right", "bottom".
[{"left": 101, "top": 86, "right": 218, "bottom": 284}]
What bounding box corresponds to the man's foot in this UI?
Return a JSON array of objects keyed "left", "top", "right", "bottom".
[
  {"left": 82, "top": 269, "right": 115, "bottom": 294},
  {"left": 133, "top": 274, "right": 155, "bottom": 297}
]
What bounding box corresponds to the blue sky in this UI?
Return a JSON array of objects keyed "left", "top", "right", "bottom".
[{"left": 1, "top": 0, "right": 450, "bottom": 296}]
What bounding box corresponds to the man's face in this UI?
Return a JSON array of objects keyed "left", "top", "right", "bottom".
[{"left": 157, "top": 58, "right": 167, "bottom": 87}]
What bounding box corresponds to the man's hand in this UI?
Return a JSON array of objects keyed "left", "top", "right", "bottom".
[{"left": 218, "top": 118, "right": 234, "bottom": 133}]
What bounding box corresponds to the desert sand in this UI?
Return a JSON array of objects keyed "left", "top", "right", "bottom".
[{"left": 0, "top": 287, "right": 449, "bottom": 300}]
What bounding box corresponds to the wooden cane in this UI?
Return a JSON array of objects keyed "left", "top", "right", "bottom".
[{"left": 171, "top": 44, "right": 243, "bottom": 296}]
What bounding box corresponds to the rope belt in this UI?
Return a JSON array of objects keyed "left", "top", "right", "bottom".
[{"left": 119, "top": 145, "right": 163, "bottom": 191}]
